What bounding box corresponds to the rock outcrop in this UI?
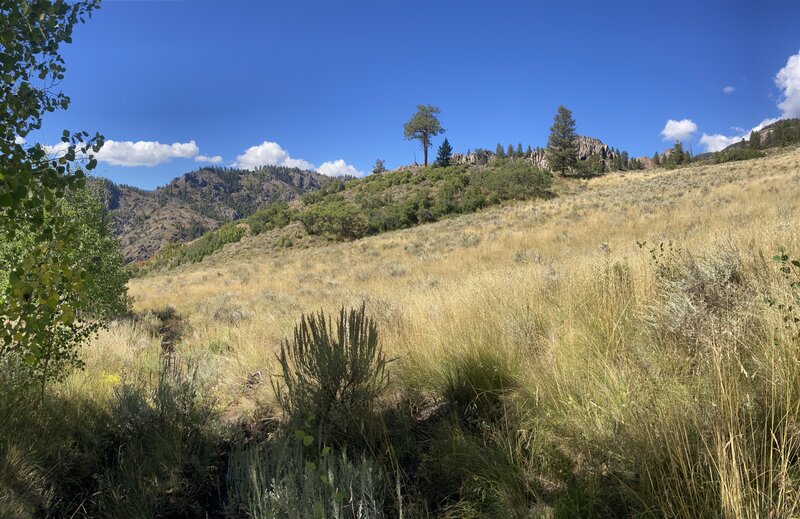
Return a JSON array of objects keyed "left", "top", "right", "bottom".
[{"left": 450, "top": 136, "right": 619, "bottom": 171}]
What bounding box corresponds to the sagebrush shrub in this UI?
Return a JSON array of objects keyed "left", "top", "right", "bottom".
[{"left": 274, "top": 304, "right": 389, "bottom": 446}]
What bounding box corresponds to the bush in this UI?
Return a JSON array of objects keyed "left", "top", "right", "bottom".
[
  {"left": 274, "top": 305, "right": 389, "bottom": 447},
  {"left": 183, "top": 222, "right": 246, "bottom": 263},
  {"left": 472, "top": 162, "right": 552, "bottom": 201},
  {"left": 298, "top": 199, "right": 368, "bottom": 240},
  {"left": 145, "top": 221, "right": 247, "bottom": 270},
  {"left": 246, "top": 200, "right": 293, "bottom": 235},
  {"left": 713, "top": 147, "right": 766, "bottom": 164}
]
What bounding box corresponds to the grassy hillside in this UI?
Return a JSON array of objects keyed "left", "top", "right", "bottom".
[
  {"left": 141, "top": 160, "right": 552, "bottom": 271},
  {"left": 4, "top": 147, "right": 800, "bottom": 517}
]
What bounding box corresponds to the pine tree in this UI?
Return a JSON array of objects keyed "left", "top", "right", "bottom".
[
  {"left": 403, "top": 105, "right": 445, "bottom": 166},
  {"left": 652, "top": 152, "right": 661, "bottom": 166},
  {"left": 507, "top": 144, "right": 514, "bottom": 158},
  {"left": 526, "top": 145, "right": 532, "bottom": 156},
  {"left": 546, "top": 105, "right": 578, "bottom": 175},
  {"left": 749, "top": 130, "right": 760, "bottom": 150},
  {"left": 673, "top": 142, "right": 685, "bottom": 165},
  {"left": 496, "top": 143, "right": 506, "bottom": 158},
  {"left": 435, "top": 138, "right": 453, "bottom": 167}
]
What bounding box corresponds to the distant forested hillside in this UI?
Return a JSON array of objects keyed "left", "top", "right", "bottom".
[{"left": 101, "top": 166, "right": 328, "bottom": 262}]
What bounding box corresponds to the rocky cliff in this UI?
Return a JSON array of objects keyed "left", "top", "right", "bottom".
[{"left": 450, "top": 136, "right": 619, "bottom": 170}]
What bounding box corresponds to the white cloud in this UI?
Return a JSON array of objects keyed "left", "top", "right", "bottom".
[
  {"left": 43, "top": 141, "right": 73, "bottom": 156},
  {"left": 699, "top": 133, "right": 745, "bottom": 152},
  {"left": 776, "top": 49, "right": 800, "bottom": 118},
  {"left": 698, "top": 117, "right": 782, "bottom": 152},
  {"left": 14, "top": 136, "right": 25, "bottom": 145},
  {"left": 723, "top": 86, "right": 735, "bottom": 94},
  {"left": 234, "top": 141, "right": 314, "bottom": 170},
  {"left": 660, "top": 119, "right": 698, "bottom": 141},
  {"left": 43, "top": 139, "right": 202, "bottom": 167},
  {"left": 317, "top": 159, "right": 364, "bottom": 178},
  {"left": 98, "top": 140, "right": 198, "bottom": 166},
  {"left": 195, "top": 154, "right": 223, "bottom": 164},
  {"left": 234, "top": 140, "right": 364, "bottom": 177}
]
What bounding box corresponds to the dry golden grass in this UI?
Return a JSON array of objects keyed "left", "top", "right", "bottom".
[{"left": 74, "top": 147, "right": 800, "bottom": 515}]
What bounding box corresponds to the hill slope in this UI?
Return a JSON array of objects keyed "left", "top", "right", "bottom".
[
  {"left": 104, "top": 166, "right": 328, "bottom": 262},
  {"left": 48, "top": 145, "right": 800, "bottom": 516}
]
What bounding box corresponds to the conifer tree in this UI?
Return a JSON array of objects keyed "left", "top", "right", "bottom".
[
  {"left": 435, "top": 138, "right": 453, "bottom": 167},
  {"left": 516, "top": 143, "right": 523, "bottom": 157},
  {"left": 546, "top": 105, "right": 579, "bottom": 175},
  {"left": 507, "top": 144, "right": 514, "bottom": 158},
  {"left": 652, "top": 152, "right": 661, "bottom": 166},
  {"left": 526, "top": 145, "right": 533, "bottom": 156},
  {"left": 496, "top": 143, "right": 505, "bottom": 158},
  {"left": 749, "top": 130, "right": 760, "bottom": 150},
  {"left": 673, "top": 142, "right": 685, "bottom": 165}
]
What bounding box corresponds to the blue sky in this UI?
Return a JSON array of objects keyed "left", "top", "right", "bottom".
[{"left": 30, "top": 0, "right": 800, "bottom": 189}]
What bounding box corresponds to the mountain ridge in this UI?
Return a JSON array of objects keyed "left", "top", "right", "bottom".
[{"left": 103, "top": 165, "right": 329, "bottom": 262}]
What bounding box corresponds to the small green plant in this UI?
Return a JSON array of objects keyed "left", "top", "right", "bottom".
[
  {"left": 768, "top": 247, "right": 800, "bottom": 334},
  {"left": 274, "top": 304, "right": 389, "bottom": 447},
  {"left": 226, "top": 434, "right": 385, "bottom": 519}
]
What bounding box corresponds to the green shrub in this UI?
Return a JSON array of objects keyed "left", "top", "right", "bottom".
[
  {"left": 298, "top": 199, "right": 368, "bottom": 240},
  {"left": 145, "top": 221, "right": 247, "bottom": 271},
  {"left": 246, "top": 200, "right": 293, "bottom": 235},
  {"left": 274, "top": 305, "right": 389, "bottom": 447},
  {"left": 472, "top": 162, "right": 552, "bottom": 201},
  {"left": 713, "top": 147, "right": 766, "bottom": 164}
]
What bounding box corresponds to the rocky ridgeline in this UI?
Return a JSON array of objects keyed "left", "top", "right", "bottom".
[{"left": 450, "top": 136, "right": 617, "bottom": 170}]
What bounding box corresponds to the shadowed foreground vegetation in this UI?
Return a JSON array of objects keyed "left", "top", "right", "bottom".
[{"left": 3, "top": 148, "right": 800, "bottom": 517}]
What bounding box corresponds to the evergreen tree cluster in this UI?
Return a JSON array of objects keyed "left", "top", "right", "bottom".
[
  {"left": 606, "top": 148, "right": 645, "bottom": 171},
  {"left": 494, "top": 142, "right": 537, "bottom": 159}
]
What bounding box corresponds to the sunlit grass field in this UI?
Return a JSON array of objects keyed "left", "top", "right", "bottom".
[{"left": 14, "top": 147, "right": 800, "bottom": 516}]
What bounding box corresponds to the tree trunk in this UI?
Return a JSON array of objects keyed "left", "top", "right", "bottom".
[{"left": 423, "top": 144, "right": 428, "bottom": 166}]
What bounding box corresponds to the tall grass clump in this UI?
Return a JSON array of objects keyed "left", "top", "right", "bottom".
[
  {"left": 619, "top": 244, "right": 800, "bottom": 518},
  {"left": 226, "top": 437, "right": 385, "bottom": 519}
]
